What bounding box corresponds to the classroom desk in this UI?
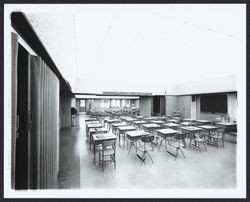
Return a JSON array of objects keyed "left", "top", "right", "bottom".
[
  {"left": 172, "top": 117, "right": 182, "bottom": 121},
  {"left": 195, "top": 120, "right": 212, "bottom": 125},
  {"left": 111, "top": 122, "right": 128, "bottom": 134},
  {"left": 85, "top": 121, "right": 99, "bottom": 125},
  {"left": 92, "top": 113, "right": 109, "bottom": 122},
  {"left": 179, "top": 122, "right": 192, "bottom": 126},
  {"left": 167, "top": 119, "right": 180, "bottom": 123},
  {"left": 153, "top": 116, "right": 167, "bottom": 121},
  {"left": 143, "top": 117, "right": 156, "bottom": 121},
  {"left": 124, "top": 118, "right": 138, "bottom": 125},
  {"left": 141, "top": 123, "right": 162, "bottom": 132},
  {"left": 163, "top": 123, "right": 180, "bottom": 130},
  {"left": 120, "top": 116, "right": 131, "bottom": 121},
  {"left": 132, "top": 120, "right": 148, "bottom": 129},
  {"left": 92, "top": 133, "right": 117, "bottom": 166},
  {"left": 117, "top": 126, "right": 137, "bottom": 147},
  {"left": 180, "top": 126, "right": 203, "bottom": 149},
  {"left": 126, "top": 130, "right": 149, "bottom": 154},
  {"left": 89, "top": 128, "right": 108, "bottom": 150},
  {"left": 198, "top": 125, "right": 219, "bottom": 132},
  {"left": 135, "top": 115, "right": 144, "bottom": 119},
  {"left": 167, "top": 114, "right": 181, "bottom": 118},
  {"left": 215, "top": 122, "right": 237, "bottom": 131},
  {"left": 141, "top": 123, "right": 162, "bottom": 144},
  {"left": 182, "top": 118, "right": 195, "bottom": 122},
  {"left": 104, "top": 119, "right": 121, "bottom": 129},
  {"left": 85, "top": 118, "right": 97, "bottom": 122},
  {"left": 197, "top": 125, "right": 220, "bottom": 145},
  {"left": 86, "top": 123, "right": 103, "bottom": 136},
  {"left": 156, "top": 128, "right": 180, "bottom": 151},
  {"left": 150, "top": 120, "right": 166, "bottom": 126}
]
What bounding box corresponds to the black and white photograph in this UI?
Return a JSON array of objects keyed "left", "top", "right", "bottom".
[{"left": 3, "top": 3, "right": 246, "bottom": 198}]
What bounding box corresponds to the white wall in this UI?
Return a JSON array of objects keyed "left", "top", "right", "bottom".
[
  {"left": 178, "top": 96, "right": 192, "bottom": 118},
  {"left": 227, "top": 92, "right": 237, "bottom": 120},
  {"left": 166, "top": 96, "right": 178, "bottom": 115},
  {"left": 139, "top": 96, "right": 152, "bottom": 117},
  {"left": 174, "top": 75, "right": 237, "bottom": 95}
]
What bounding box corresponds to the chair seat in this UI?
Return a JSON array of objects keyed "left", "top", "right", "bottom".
[
  {"left": 208, "top": 134, "right": 222, "bottom": 139},
  {"left": 168, "top": 141, "right": 184, "bottom": 148},
  {"left": 102, "top": 149, "right": 115, "bottom": 156},
  {"left": 137, "top": 145, "right": 152, "bottom": 151},
  {"left": 194, "top": 137, "right": 205, "bottom": 142}
]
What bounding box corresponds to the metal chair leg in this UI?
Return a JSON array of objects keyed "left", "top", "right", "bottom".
[
  {"left": 179, "top": 148, "right": 186, "bottom": 158},
  {"left": 158, "top": 138, "right": 164, "bottom": 151},
  {"left": 204, "top": 143, "right": 207, "bottom": 152},
  {"left": 146, "top": 152, "right": 154, "bottom": 163}
]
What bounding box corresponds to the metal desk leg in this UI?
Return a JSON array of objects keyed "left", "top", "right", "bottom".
[{"left": 93, "top": 144, "right": 96, "bottom": 165}]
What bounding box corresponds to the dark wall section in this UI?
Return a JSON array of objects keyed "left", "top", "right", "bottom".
[{"left": 60, "top": 94, "right": 73, "bottom": 128}]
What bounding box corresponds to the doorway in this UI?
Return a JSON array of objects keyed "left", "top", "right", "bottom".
[
  {"left": 15, "top": 44, "right": 30, "bottom": 189},
  {"left": 153, "top": 96, "right": 166, "bottom": 116}
]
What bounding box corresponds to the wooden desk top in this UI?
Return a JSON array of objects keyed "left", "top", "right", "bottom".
[
  {"left": 112, "top": 122, "right": 128, "bottom": 127},
  {"left": 133, "top": 120, "right": 147, "bottom": 124},
  {"left": 86, "top": 123, "right": 103, "bottom": 128},
  {"left": 143, "top": 117, "right": 156, "bottom": 120},
  {"left": 179, "top": 122, "right": 191, "bottom": 126},
  {"left": 198, "top": 125, "right": 219, "bottom": 130},
  {"left": 167, "top": 119, "right": 179, "bottom": 123},
  {"left": 85, "top": 118, "right": 97, "bottom": 122},
  {"left": 180, "top": 126, "right": 202, "bottom": 132},
  {"left": 150, "top": 120, "right": 165, "bottom": 124},
  {"left": 89, "top": 127, "right": 108, "bottom": 133},
  {"left": 93, "top": 133, "right": 117, "bottom": 142},
  {"left": 107, "top": 119, "right": 120, "bottom": 123},
  {"left": 141, "top": 123, "right": 161, "bottom": 129},
  {"left": 85, "top": 121, "right": 99, "bottom": 125},
  {"left": 216, "top": 122, "right": 237, "bottom": 126},
  {"left": 126, "top": 118, "right": 137, "bottom": 122},
  {"left": 156, "top": 128, "right": 179, "bottom": 135},
  {"left": 117, "top": 126, "right": 136, "bottom": 131},
  {"left": 154, "top": 117, "right": 167, "bottom": 120},
  {"left": 163, "top": 123, "right": 180, "bottom": 127},
  {"left": 182, "top": 118, "right": 195, "bottom": 122},
  {"left": 126, "top": 130, "right": 149, "bottom": 138},
  {"left": 195, "top": 120, "right": 212, "bottom": 124}
]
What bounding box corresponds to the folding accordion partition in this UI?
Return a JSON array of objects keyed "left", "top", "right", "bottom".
[{"left": 12, "top": 33, "right": 60, "bottom": 189}]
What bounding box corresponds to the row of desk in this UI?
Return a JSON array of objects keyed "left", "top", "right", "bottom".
[{"left": 85, "top": 116, "right": 237, "bottom": 168}]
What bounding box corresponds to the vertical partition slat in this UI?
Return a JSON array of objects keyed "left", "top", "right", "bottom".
[
  {"left": 28, "top": 55, "right": 59, "bottom": 189},
  {"left": 11, "top": 33, "right": 19, "bottom": 189}
]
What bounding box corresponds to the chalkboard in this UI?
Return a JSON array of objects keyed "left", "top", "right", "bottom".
[{"left": 200, "top": 94, "right": 227, "bottom": 113}]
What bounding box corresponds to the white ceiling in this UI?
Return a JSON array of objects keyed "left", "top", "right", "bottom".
[{"left": 18, "top": 4, "right": 245, "bottom": 94}]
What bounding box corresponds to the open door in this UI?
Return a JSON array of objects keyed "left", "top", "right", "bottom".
[
  {"left": 153, "top": 96, "right": 166, "bottom": 116},
  {"left": 15, "top": 44, "right": 31, "bottom": 189}
]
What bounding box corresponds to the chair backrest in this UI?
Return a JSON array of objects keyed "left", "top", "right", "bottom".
[
  {"left": 175, "top": 132, "right": 185, "bottom": 140},
  {"left": 141, "top": 135, "right": 154, "bottom": 143},
  {"left": 217, "top": 128, "right": 225, "bottom": 137}
]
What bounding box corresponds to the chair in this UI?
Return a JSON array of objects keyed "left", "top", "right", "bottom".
[
  {"left": 167, "top": 133, "right": 186, "bottom": 160},
  {"left": 99, "top": 140, "right": 116, "bottom": 172},
  {"left": 190, "top": 133, "right": 207, "bottom": 152},
  {"left": 136, "top": 135, "right": 154, "bottom": 165},
  {"left": 206, "top": 128, "right": 225, "bottom": 147}
]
